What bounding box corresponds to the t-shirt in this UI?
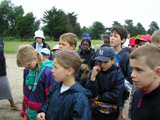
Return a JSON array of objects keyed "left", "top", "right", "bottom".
[{"left": 60, "top": 84, "right": 70, "bottom": 93}]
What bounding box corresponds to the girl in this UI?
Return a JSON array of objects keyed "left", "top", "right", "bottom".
[
  {"left": 37, "top": 50, "right": 92, "bottom": 120},
  {"left": 17, "top": 44, "right": 56, "bottom": 120},
  {"left": 78, "top": 38, "right": 95, "bottom": 65}
]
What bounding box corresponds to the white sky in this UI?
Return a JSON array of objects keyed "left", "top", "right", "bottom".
[{"left": 6, "top": 0, "right": 160, "bottom": 30}]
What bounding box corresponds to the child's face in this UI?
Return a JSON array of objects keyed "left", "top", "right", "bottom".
[
  {"left": 59, "top": 39, "right": 74, "bottom": 51},
  {"left": 130, "top": 57, "right": 156, "bottom": 91},
  {"left": 41, "top": 53, "right": 50, "bottom": 60},
  {"left": 98, "top": 59, "right": 115, "bottom": 71},
  {"left": 35, "top": 37, "right": 43, "bottom": 44},
  {"left": 138, "top": 41, "right": 150, "bottom": 46},
  {"left": 81, "top": 41, "right": 90, "bottom": 52},
  {"left": 51, "top": 58, "right": 68, "bottom": 82},
  {"left": 110, "top": 32, "right": 124, "bottom": 47},
  {"left": 23, "top": 56, "right": 37, "bottom": 71},
  {"left": 131, "top": 45, "right": 137, "bottom": 51}
]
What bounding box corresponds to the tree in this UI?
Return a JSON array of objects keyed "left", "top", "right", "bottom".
[
  {"left": 90, "top": 21, "right": 106, "bottom": 39},
  {"left": 135, "top": 23, "right": 146, "bottom": 35},
  {"left": 147, "top": 21, "right": 159, "bottom": 35},
  {"left": 112, "top": 21, "right": 123, "bottom": 27},
  {"left": 66, "top": 12, "right": 81, "bottom": 37},
  {"left": 16, "top": 12, "right": 35, "bottom": 41},
  {"left": 42, "top": 7, "right": 68, "bottom": 41},
  {"left": 124, "top": 19, "right": 137, "bottom": 37}
]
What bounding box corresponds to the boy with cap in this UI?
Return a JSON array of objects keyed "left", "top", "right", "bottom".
[
  {"left": 130, "top": 44, "right": 160, "bottom": 120},
  {"left": 135, "top": 35, "right": 151, "bottom": 46},
  {"left": 40, "top": 48, "right": 51, "bottom": 61},
  {"left": 86, "top": 46, "right": 124, "bottom": 120},
  {"left": 129, "top": 38, "right": 137, "bottom": 51}
]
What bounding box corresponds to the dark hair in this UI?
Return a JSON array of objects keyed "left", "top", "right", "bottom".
[
  {"left": 81, "top": 38, "right": 91, "bottom": 47},
  {"left": 101, "top": 43, "right": 111, "bottom": 47},
  {"left": 111, "top": 26, "right": 128, "bottom": 40}
]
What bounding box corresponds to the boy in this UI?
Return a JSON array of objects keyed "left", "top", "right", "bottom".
[
  {"left": 40, "top": 48, "right": 51, "bottom": 60},
  {"left": 130, "top": 44, "right": 160, "bottom": 120},
  {"left": 52, "top": 33, "right": 78, "bottom": 59},
  {"left": 110, "top": 26, "right": 132, "bottom": 120},
  {"left": 86, "top": 47, "right": 124, "bottom": 120},
  {"left": 129, "top": 38, "right": 137, "bottom": 51},
  {"left": 135, "top": 35, "right": 151, "bottom": 46},
  {"left": 151, "top": 30, "right": 160, "bottom": 48}
]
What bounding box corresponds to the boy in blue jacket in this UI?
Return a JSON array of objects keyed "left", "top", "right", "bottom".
[
  {"left": 130, "top": 44, "right": 160, "bottom": 120},
  {"left": 86, "top": 46, "right": 124, "bottom": 120},
  {"left": 110, "top": 26, "right": 132, "bottom": 120}
]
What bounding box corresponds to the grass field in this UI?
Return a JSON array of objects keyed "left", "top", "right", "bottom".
[{"left": 3, "top": 40, "right": 103, "bottom": 53}]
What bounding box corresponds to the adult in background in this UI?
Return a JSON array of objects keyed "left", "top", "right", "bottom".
[{"left": 0, "top": 38, "right": 20, "bottom": 110}]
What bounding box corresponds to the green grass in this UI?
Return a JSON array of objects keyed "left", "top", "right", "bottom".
[{"left": 4, "top": 40, "right": 103, "bottom": 53}]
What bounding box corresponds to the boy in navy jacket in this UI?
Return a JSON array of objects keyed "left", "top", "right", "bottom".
[
  {"left": 86, "top": 47, "right": 124, "bottom": 120},
  {"left": 110, "top": 26, "right": 132, "bottom": 120},
  {"left": 130, "top": 44, "right": 160, "bottom": 120}
]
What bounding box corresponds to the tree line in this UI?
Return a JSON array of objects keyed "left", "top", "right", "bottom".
[{"left": 0, "top": 0, "right": 159, "bottom": 41}]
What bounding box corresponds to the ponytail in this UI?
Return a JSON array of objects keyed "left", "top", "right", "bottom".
[{"left": 80, "top": 64, "right": 90, "bottom": 79}]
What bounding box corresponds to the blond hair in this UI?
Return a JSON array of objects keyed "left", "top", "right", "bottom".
[
  {"left": 55, "top": 50, "right": 90, "bottom": 79},
  {"left": 17, "top": 44, "right": 43, "bottom": 72},
  {"left": 130, "top": 44, "right": 160, "bottom": 69},
  {"left": 60, "top": 33, "right": 78, "bottom": 49},
  {"left": 151, "top": 29, "right": 160, "bottom": 43}
]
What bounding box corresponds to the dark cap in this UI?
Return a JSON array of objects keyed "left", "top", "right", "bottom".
[{"left": 94, "top": 47, "right": 115, "bottom": 62}]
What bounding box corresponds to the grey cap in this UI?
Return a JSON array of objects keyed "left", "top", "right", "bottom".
[{"left": 94, "top": 47, "right": 115, "bottom": 62}]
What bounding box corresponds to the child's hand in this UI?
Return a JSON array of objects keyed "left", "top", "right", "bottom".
[
  {"left": 37, "top": 112, "right": 46, "bottom": 120},
  {"left": 91, "top": 65, "right": 101, "bottom": 81}
]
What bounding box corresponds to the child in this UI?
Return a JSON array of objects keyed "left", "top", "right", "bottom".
[
  {"left": 37, "top": 50, "right": 92, "bottom": 120},
  {"left": 130, "top": 44, "right": 160, "bottom": 120},
  {"left": 86, "top": 47, "right": 124, "bottom": 120},
  {"left": 151, "top": 29, "right": 160, "bottom": 48},
  {"left": 0, "top": 38, "right": 20, "bottom": 111},
  {"left": 52, "top": 33, "right": 78, "bottom": 60},
  {"left": 129, "top": 38, "right": 137, "bottom": 51},
  {"left": 78, "top": 38, "right": 95, "bottom": 64},
  {"left": 110, "top": 26, "right": 132, "bottom": 120},
  {"left": 135, "top": 35, "right": 151, "bottom": 46},
  {"left": 40, "top": 48, "right": 51, "bottom": 61},
  {"left": 17, "top": 44, "right": 57, "bottom": 120}
]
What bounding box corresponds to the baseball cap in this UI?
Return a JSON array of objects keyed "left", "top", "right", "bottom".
[
  {"left": 82, "top": 33, "right": 91, "bottom": 39},
  {"left": 94, "top": 47, "right": 115, "bottom": 62},
  {"left": 129, "top": 38, "right": 137, "bottom": 46},
  {"left": 40, "top": 48, "right": 50, "bottom": 55},
  {"left": 135, "top": 35, "right": 151, "bottom": 44}
]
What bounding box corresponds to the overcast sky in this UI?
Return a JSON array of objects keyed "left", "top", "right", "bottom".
[{"left": 7, "top": 0, "right": 160, "bottom": 30}]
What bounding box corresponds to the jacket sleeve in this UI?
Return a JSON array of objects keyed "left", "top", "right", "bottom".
[
  {"left": 85, "top": 71, "right": 99, "bottom": 98},
  {"left": 72, "top": 94, "right": 92, "bottom": 120},
  {"left": 98, "top": 71, "right": 125, "bottom": 104}
]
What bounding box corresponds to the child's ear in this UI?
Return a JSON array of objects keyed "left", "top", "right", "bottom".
[
  {"left": 71, "top": 45, "right": 76, "bottom": 50},
  {"left": 111, "top": 58, "right": 115, "bottom": 64},
  {"left": 121, "top": 38, "right": 126, "bottom": 44},
  {"left": 155, "top": 66, "right": 160, "bottom": 77},
  {"left": 67, "top": 67, "right": 74, "bottom": 75}
]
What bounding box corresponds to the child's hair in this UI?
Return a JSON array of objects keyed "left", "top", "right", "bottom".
[
  {"left": 111, "top": 26, "right": 128, "bottom": 41},
  {"left": 130, "top": 44, "right": 160, "bottom": 69},
  {"left": 100, "top": 43, "right": 111, "bottom": 47},
  {"left": 60, "top": 33, "right": 78, "bottom": 49},
  {"left": 151, "top": 30, "right": 160, "bottom": 43},
  {"left": 55, "top": 50, "right": 90, "bottom": 79},
  {"left": 81, "top": 38, "right": 91, "bottom": 47},
  {"left": 17, "top": 44, "right": 43, "bottom": 72}
]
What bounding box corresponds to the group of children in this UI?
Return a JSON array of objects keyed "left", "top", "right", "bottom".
[{"left": 14, "top": 27, "right": 160, "bottom": 120}]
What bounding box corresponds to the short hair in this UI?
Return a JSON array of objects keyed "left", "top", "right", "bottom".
[
  {"left": 130, "top": 44, "right": 160, "bottom": 69},
  {"left": 151, "top": 29, "right": 160, "bottom": 43},
  {"left": 60, "top": 33, "right": 78, "bottom": 49},
  {"left": 17, "top": 44, "right": 43, "bottom": 72},
  {"left": 55, "top": 50, "right": 90, "bottom": 79},
  {"left": 111, "top": 26, "right": 128, "bottom": 41},
  {"left": 81, "top": 38, "right": 91, "bottom": 47}
]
